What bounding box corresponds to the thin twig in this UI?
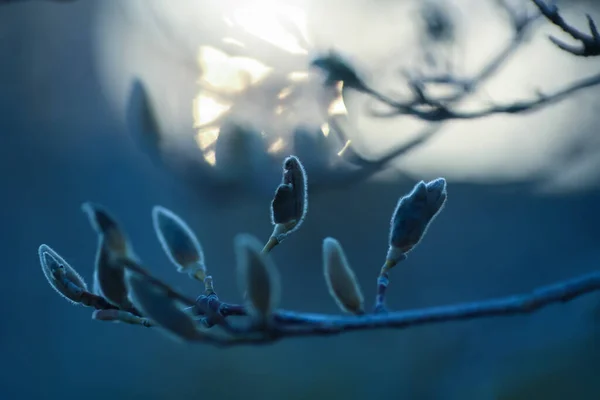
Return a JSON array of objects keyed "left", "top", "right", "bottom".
[
  {"left": 119, "top": 258, "right": 197, "bottom": 306},
  {"left": 531, "top": 0, "right": 600, "bottom": 56},
  {"left": 368, "top": 71, "right": 600, "bottom": 120}
]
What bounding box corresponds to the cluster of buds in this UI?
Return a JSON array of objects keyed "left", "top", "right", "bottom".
[{"left": 38, "top": 155, "right": 447, "bottom": 344}]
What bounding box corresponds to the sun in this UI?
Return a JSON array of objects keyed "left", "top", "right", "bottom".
[{"left": 192, "top": 1, "right": 347, "bottom": 167}]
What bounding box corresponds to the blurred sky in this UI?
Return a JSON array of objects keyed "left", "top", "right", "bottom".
[{"left": 1, "top": 1, "right": 600, "bottom": 399}]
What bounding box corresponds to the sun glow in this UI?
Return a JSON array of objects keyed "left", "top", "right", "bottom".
[
  {"left": 230, "top": 2, "right": 309, "bottom": 55},
  {"left": 192, "top": 2, "right": 350, "bottom": 167},
  {"left": 328, "top": 82, "right": 347, "bottom": 116},
  {"left": 196, "top": 46, "right": 272, "bottom": 94}
]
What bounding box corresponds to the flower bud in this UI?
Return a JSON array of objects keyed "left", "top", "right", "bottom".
[
  {"left": 269, "top": 156, "right": 308, "bottom": 244},
  {"left": 235, "top": 234, "right": 281, "bottom": 322},
  {"left": 322, "top": 237, "right": 364, "bottom": 314},
  {"left": 126, "top": 79, "right": 163, "bottom": 165},
  {"left": 81, "top": 202, "right": 134, "bottom": 259},
  {"left": 127, "top": 271, "right": 204, "bottom": 341},
  {"left": 310, "top": 50, "right": 364, "bottom": 89},
  {"left": 38, "top": 244, "right": 88, "bottom": 304},
  {"left": 92, "top": 309, "right": 152, "bottom": 327},
  {"left": 386, "top": 178, "right": 447, "bottom": 267},
  {"left": 152, "top": 206, "right": 206, "bottom": 281},
  {"left": 93, "top": 238, "right": 132, "bottom": 309}
]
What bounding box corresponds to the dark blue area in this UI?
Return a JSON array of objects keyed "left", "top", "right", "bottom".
[{"left": 1, "top": 2, "right": 600, "bottom": 400}]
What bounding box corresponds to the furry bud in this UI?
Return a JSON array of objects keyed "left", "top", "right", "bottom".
[
  {"left": 235, "top": 234, "right": 281, "bottom": 322},
  {"left": 269, "top": 155, "right": 308, "bottom": 244},
  {"left": 386, "top": 178, "right": 447, "bottom": 267},
  {"left": 322, "top": 237, "right": 364, "bottom": 314},
  {"left": 92, "top": 237, "right": 132, "bottom": 309},
  {"left": 38, "top": 244, "right": 88, "bottom": 304},
  {"left": 152, "top": 206, "right": 206, "bottom": 280},
  {"left": 127, "top": 272, "right": 204, "bottom": 341},
  {"left": 81, "top": 202, "right": 134, "bottom": 259}
]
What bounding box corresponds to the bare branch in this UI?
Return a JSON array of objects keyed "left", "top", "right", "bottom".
[
  {"left": 311, "top": 2, "right": 600, "bottom": 124},
  {"left": 369, "top": 71, "right": 600, "bottom": 120},
  {"left": 531, "top": 0, "right": 600, "bottom": 56},
  {"left": 38, "top": 155, "right": 600, "bottom": 348},
  {"left": 404, "top": 0, "right": 542, "bottom": 103},
  {"left": 129, "top": 265, "right": 600, "bottom": 347}
]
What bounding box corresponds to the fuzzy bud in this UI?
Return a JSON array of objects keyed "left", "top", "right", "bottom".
[
  {"left": 269, "top": 155, "right": 308, "bottom": 244},
  {"left": 322, "top": 237, "right": 364, "bottom": 314},
  {"left": 126, "top": 272, "right": 204, "bottom": 342},
  {"left": 38, "top": 244, "right": 88, "bottom": 304},
  {"left": 92, "top": 309, "right": 152, "bottom": 327},
  {"left": 152, "top": 206, "right": 206, "bottom": 281},
  {"left": 386, "top": 178, "right": 447, "bottom": 268},
  {"left": 92, "top": 237, "right": 132, "bottom": 309},
  {"left": 81, "top": 202, "right": 134, "bottom": 259},
  {"left": 235, "top": 234, "right": 281, "bottom": 322}
]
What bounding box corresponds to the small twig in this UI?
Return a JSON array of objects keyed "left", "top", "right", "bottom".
[
  {"left": 531, "top": 0, "right": 600, "bottom": 56},
  {"left": 119, "top": 258, "right": 197, "bottom": 306},
  {"left": 369, "top": 71, "right": 600, "bottom": 120},
  {"left": 406, "top": 1, "right": 542, "bottom": 104},
  {"left": 373, "top": 272, "right": 390, "bottom": 314}
]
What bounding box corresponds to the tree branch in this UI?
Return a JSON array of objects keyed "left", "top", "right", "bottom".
[
  {"left": 38, "top": 156, "right": 600, "bottom": 348},
  {"left": 117, "top": 261, "right": 600, "bottom": 347},
  {"left": 312, "top": 1, "right": 600, "bottom": 123},
  {"left": 369, "top": 70, "right": 600, "bottom": 120},
  {"left": 531, "top": 0, "right": 600, "bottom": 56}
]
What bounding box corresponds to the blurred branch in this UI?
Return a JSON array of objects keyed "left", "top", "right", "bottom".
[
  {"left": 312, "top": 1, "right": 600, "bottom": 123},
  {"left": 403, "top": 0, "right": 542, "bottom": 104},
  {"left": 531, "top": 0, "right": 600, "bottom": 56},
  {"left": 368, "top": 71, "right": 600, "bottom": 120},
  {"left": 39, "top": 156, "right": 600, "bottom": 348}
]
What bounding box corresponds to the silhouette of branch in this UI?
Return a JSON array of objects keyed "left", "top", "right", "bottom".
[
  {"left": 38, "top": 156, "right": 600, "bottom": 348},
  {"left": 312, "top": 1, "right": 600, "bottom": 123},
  {"left": 369, "top": 70, "right": 600, "bottom": 120},
  {"left": 531, "top": 0, "right": 600, "bottom": 56},
  {"left": 401, "top": 0, "right": 542, "bottom": 104}
]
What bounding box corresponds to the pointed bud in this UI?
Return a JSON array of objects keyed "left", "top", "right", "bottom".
[
  {"left": 386, "top": 178, "right": 447, "bottom": 267},
  {"left": 126, "top": 79, "right": 164, "bottom": 165},
  {"left": 322, "top": 237, "right": 364, "bottom": 314},
  {"left": 269, "top": 155, "right": 308, "bottom": 243},
  {"left": 93, "top": 238, "right": 132, "bottom": 309},
  {"left": 152, "top": 206, "right": 206, "bottom": 280},
  {"left": 81, "top": 202, "right": 133, "bottom": 259},
  {"left": 92, "top": 309, "right": 152, "bottom": 327},
  {"left": 126, "top": 272, "right": 204, "bottom": 341},
  {"left": 38, "top": 244, "right": 88, "bottom": 304},
  {"left": 309, "top": 50, "right": 364, "bottom": 89},
  {"left": 235, "top": 234, "right": 281, "bottom": 322}
]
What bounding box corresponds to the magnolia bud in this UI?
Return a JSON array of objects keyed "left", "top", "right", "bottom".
[
  {"left": 235, "top": 234, "right": 281, "bottom": 322},
  {"left": 152, "top": 206, "right": 206, "bottom": 281},
  {"left": 322, "top": 237, "right": 364, "bottom": 314},
  {"left": 310, "top": 50, "right": 364, "bottom": 89},
  {"left": 268, "top": 155, "right": 308, "bottom": 246},
  {"left": 92, "top": 309, "right": 152, "bottom": 327},
  {"left": 386, "top": 178, "right": 447, "bottom": 267},
  {"left": 126, "top": 79, "right": 164, "bottom": 165},
  {"left": 127, "top": 272, "right": 204, "bottom": 342},
  {"left": 38, "top": 244, "right": 88, "bottom": 304},
  {"left": 92, "top": 238, "right": 132, "bottom": 309},
  {"left": 81, "top": 202, "right": 134, "bottom": 259}
]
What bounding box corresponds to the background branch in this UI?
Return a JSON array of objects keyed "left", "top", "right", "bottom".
[{"left": 531, "top": 0, "right": 600, "bottom": 56}]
